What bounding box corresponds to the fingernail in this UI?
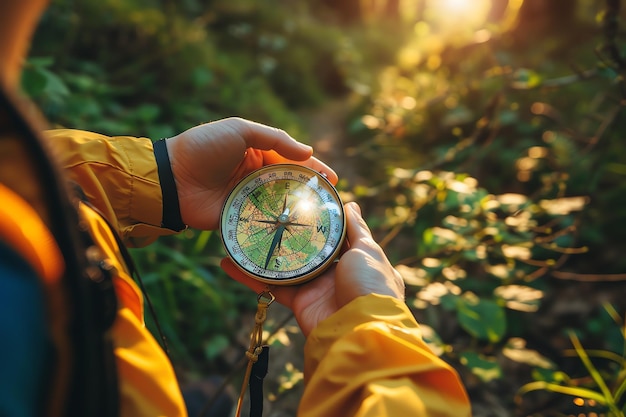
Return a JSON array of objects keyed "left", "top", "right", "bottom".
[{"left": 350, "top": 202, "right": 362, "bottom": 216}]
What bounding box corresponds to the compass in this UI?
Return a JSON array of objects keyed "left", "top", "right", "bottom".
[{"left": 220, "top": 164, "right": 346, "bottom": 285}]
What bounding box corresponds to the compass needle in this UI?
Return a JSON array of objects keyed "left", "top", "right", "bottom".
[
  {"left": 264, "top": 224, "right": 286, "bottom": 270},
  {"left": 253, "top": 219, "right": 278, "bottom": 225},
  {"left": 286, "top": 221, "right": 310, "bottom": 227},
  {"left": 282, "top": 192, "right": 288, "bottom": 213}
]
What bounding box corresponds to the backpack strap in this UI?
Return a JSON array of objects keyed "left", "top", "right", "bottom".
[
  {"left": 0, "top": 85, "right": 120, "bottom": 417},
  {"left": 0, "top": 183, "right": 64, "bottom": 283},
  {"left": 0, "top": 183, "right": 69, "bottom": 416}
]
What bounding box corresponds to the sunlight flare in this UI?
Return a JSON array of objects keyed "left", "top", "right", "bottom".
[{"left": 428, "top": 0, "right": 491, "bottom": 29}]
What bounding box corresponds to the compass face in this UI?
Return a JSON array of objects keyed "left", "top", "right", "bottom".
[{"left": 220, "top": 164, "right": 346, "bottom": 285}]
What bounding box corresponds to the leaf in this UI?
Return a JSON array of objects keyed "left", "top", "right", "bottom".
[
  {"left": 39, "top": 67, "right": 70, "bottom": 97},
  {"left": 496, "top": 193, "right": 528, "bottom": 206},
  {"left": 21, "top": 67, "right": 48, "bottom": 97},
  {"left": 417, "top": 282, "right": 450, "bottom": 306},
  {"left": 203, "top": 334, "right": 230, "bottom": 360},
  {"left": 497, "top": 109, "right": 518, "bottom": 126},
  {"left": 517, "top": 381, "right": 609, "bottom": 406},
  {"left": 419, "top": 324, "right": 446, "bottom": 356},
  {"left": 539, "top": 196, "right": 588, "bottom": 215},
  {"left": 440, "top": 292, "right": 460, "bottom": 310},
  {"left": 457, "top": 294, "right": 506, "bottom": 342},
  {"left": 423, "top": 227, "right": 434, "bottom": 245},
  {"left": 503, "top": 337, "right": 555, "bottom": 368},
  {"left": 192, "top": 67, "right": 214, "bottom": 88},
  {"left": 568, "top": 331, "right": 615, "bottom": 407},
  {"left": 134, "top": 103, "right": 161, "bottom": 122},
  {"left": 396, "top": 264, "right": 428, "bottom": 287},
  {"left": 511, "top": 68, "right": 543, "bottom": 89},
  {"left": 501, "top": 244, "right": 532, "bottom": 260},
  {"left": 21, "top": 58, "right": 65, "bottom": 98},
  {"left": 431, "top": 227, "right": 460, "bottom": 244},
  {"left": 531, "top": 368, "right": 570, "bottom": 384},
  {"left": 27, "top": 56, "right": 55, "bottom": 67},
  {"left": 494, "top": 285, "right": 544, "bottom": 312},
  {"left": 459, "top": 351, "right": 502, "bottom": 382}
]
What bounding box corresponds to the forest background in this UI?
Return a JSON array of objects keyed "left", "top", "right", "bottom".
[{"left": 26, "top": 0, "right": 626, "bottom": 416}]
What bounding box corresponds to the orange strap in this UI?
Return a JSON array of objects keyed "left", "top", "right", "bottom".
[
  {"left": 0, "top": 183, "right": 64, "bottom": 283},
  {"left": 235, "top": 291, "right": 274, "bottom": 417},
  {"left": 0, "top": 183, "right": 70, "bottom": 417}
]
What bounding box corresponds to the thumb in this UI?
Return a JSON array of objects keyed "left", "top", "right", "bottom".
[
  {"left": 345, "top": 202, "right": 374, "bottom": 249},
  {"left": 238, "top": 118, "right": 313, "bottom": 160},
  {"left": 336, "top": 202, "right": 405, "bottom": 303}
]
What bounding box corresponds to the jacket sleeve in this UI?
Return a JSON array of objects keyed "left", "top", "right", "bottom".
[
  {"left": 300, "top": 294, "right": 471, "bottom": 417},
  {"left": 45, "top": 129, "right": 175, "bottom": 247}
]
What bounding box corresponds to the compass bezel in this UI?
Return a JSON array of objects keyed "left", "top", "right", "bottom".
[{"left": 220, "top": 164, "right": 346, "bottom": 286}]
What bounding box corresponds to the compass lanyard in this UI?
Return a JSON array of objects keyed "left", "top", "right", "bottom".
[{"left": 235, "top": 290, "right": 275, "bottom": 417}]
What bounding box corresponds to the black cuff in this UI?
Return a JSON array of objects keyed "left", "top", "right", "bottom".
[{"left": 153, "top": 139, "right": 186, "bottom": 231}]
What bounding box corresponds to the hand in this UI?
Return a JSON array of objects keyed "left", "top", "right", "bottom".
[
  {"left": 221, "top": 202, "right": 405, "bottom": 337},
  {"left": 165, "top": 117, "right": 337, "bottom": 230}
]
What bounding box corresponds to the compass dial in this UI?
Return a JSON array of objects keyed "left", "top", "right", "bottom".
[{"left": 220, "top": 164, "right": 346, "bottom": 285}]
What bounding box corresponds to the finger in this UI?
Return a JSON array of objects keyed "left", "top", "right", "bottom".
[
  {"left": 345, "top": 202, "right": 375, "bottom": 248},
  {"left": 261, "top": 151, "right": 339, "bottom": 185},
  {"left": 220, "top": 257, "right": 297, "bottom": 308},
  {"left": 238, "top": 119, "right": 313, "bottom": 160},
  {"left": 220, "top": 257, "right": 268, "bottom": 293}
]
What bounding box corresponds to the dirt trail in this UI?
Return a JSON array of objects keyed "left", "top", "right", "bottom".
[{"left": 300, "top": 99, "right": 355, "bottom": 184}]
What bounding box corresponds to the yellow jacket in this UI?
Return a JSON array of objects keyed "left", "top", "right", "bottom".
[{"left": 44, "top": 129, "right": 471, "bottom": 417}]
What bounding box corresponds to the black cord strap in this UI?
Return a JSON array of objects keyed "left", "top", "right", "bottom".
[
  {"left": 153, "top": 139, "right": 186, "bottom": 231},
  {"left": 249, "top": 345, "right": 269, "bottom": 417}
]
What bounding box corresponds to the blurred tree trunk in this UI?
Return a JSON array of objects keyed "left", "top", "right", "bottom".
[
  {"left": 318, "top": 0, "right": 400, "bottom": 24},
  {"left": 513, "top": 0, "right": 577, "bottom": 37},
  {"left": 383, "top": 0, "right": 400, "bottom": 19},
  {"left": 319, "top": 0, "right": 362, "bottom": 24}
]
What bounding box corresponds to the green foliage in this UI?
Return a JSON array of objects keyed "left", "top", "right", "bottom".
[
  {"left": 129, "top": 231, "right": 256, "bottom": 372},
  {"left": 517, "top": 314, "right": 626, "bottom": 416},
  {"left": 337, "top": 0, "right": 626, "bottom": 414},
  {"left": 460, "top": 351, "right": 502, "bottom": 382},
  {"left": 381, "top": 167, "right": 586, "bottom": 388},
  {"left": 27, "top": 0, "right": 340, "bottom": 136},
  {"left": 26, "top": 0, "right": 626, "bottom": 415}
]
